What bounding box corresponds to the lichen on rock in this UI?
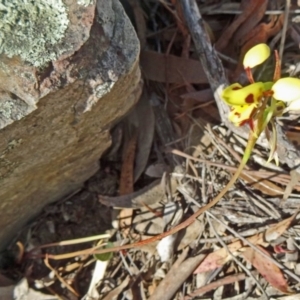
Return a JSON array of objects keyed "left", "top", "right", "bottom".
[
  {"left": 0, "top": 0, "right": 69, "bottom": 67},
  {"left": 77, "top": 0, "right": 94, "bottom": 6}
]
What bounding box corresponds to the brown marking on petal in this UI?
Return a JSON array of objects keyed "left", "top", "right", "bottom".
[
  {"left": 245, "top": 94, "right": 254, "bottom": 103},
  {"left": 234, "top": 112, "right": 241, "bottom": 117},
  {"left": 277, "top": 106, "right": 283, "bottom": 111},
  {"left": 239, "top": 119, "right": 249, "bottom": 127},
  {"left": 232, "top": 87, "right": 241, "bottom": 90}
]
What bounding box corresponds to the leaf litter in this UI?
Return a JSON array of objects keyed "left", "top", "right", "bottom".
[{"left": 3, "top": 0, "right": 300, "bottom": 299}]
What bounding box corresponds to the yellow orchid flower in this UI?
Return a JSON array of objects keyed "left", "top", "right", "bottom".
[
  {"left": 272, "top": 77, "right": 300, "bottom": 102},
  {"left": 221, "top": 43, "right": 300, "bottom": 129},
  {"left": 243, "top": 43, "right": 271, "bottom": 69},
  {"left": 221, "top": 82, "right": 267, "bottom": 126},
  {"left": 219, "top": 43, "right": 300, "bottom": 165}
]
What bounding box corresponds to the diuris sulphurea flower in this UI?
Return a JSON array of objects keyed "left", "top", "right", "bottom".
[
  {"left": 221, "top": 43, "right": 300, "bottom": 166},
  {"left": 221, "top": 43, "right": 300, "bottom": 129},
  {"left": 176, "top": 43, "right": 300, "bottom": 246}
]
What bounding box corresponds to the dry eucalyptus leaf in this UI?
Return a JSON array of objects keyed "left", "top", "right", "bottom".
[
  {"left": 242, "top": 246, "right": 293, "bottom": 294},
  {"left": 145, "top": 163, "right": 167, "bottom": 178},
  {"left": 133, "top": 92, "right": 155, "bottom": 182},
  {"left": 194, "top": 214, "right": 296, "bottom": 274},
  {"left": 140, "top": 51, "right": 208, "bottom": 84}
]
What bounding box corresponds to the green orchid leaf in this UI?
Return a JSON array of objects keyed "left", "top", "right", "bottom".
[
  {"left": 262, "top": 97, "right": 276, "bottom": 128},
  {"left": 266, "top": 120, "right": 279, "bottom": 165}
]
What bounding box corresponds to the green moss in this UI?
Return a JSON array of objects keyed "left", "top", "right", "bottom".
[{"left": 0, "top": 0, "right": 69, "bottom": 67}]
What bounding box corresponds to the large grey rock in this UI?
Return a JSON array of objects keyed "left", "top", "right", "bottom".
[{"left": 0, "top": 0, "right": 141, "bottom": 247}]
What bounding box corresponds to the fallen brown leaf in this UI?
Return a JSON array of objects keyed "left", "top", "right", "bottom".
[
  {"left": 119, "top": 132, "right": 138, "bottom": 233},
  {"left": 238, "top": 172, "right": 284, "bottom": 196},
  {"left": 148, "top": 248, "right": 205, "bottom": 300},
  {"left": 184, "top": 273, "right": 247, "bottom": 299},
  {"left": 140, "top": 50, "right": 208, "bottom": 84},
  {"left": 242, "top": 245, "right": 293, "bottom": 294},
  {"left": 194, "top": 213, "right": 296, "bottom": 274},
  {"left": 215, "top": 0, "right": 267, "bottom": 51},
  {"left": 233, "top": 0, "right": 268, "bottom": 46},
  {"left": 99, "top": 179, "right": 177, "bottom": 208},
  {"left": 120, "top": 132, "right": 137, "bottom": 195},
  {"left": 133, "top": 91, "right": 155, "bottom": 182},
  {"left": 239, "top": 14, "right": 283, "bottom": 50}
]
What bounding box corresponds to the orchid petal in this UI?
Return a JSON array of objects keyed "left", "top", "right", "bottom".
[
  {"left": 286, "top": 98, "right": 300, "bottom": 111},
  {"left": 222, "top": 82, "right": 264, "bottom": 106},
  {"left": 228, "top": 104, "right": 256, "bottom": 126},
  {"left": 272, "top": 78, "right": 300, "bottom": 102},
  {"left": 243, "top": 44, "right": 270, "bottom": 69}
]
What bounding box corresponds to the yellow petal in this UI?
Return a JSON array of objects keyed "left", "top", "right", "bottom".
[
  {"left": 222, "top": 83, "right": 242, "bottom": 105},
  {"left": 222, "top": 82, "right": 264, "bottom": 106},
  {"left": 272, "top": 78, "right": 300, "bottom": 102},
  {"left": 229, "top": 104, "right": 256, "bottom": 126},
  {"left": 243, "top": 43, "right": 270, "bottom": 69}
]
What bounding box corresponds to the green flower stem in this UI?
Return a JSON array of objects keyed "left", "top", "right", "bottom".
[
  {"left": 197, "top": 126, "right": 261, "bottom": 217},
  {"left": 242, "top": 132, "right": 258, "bottom": 164},
  {"left": 243, "top": 96, "right": 270, "bottom": 165}
]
